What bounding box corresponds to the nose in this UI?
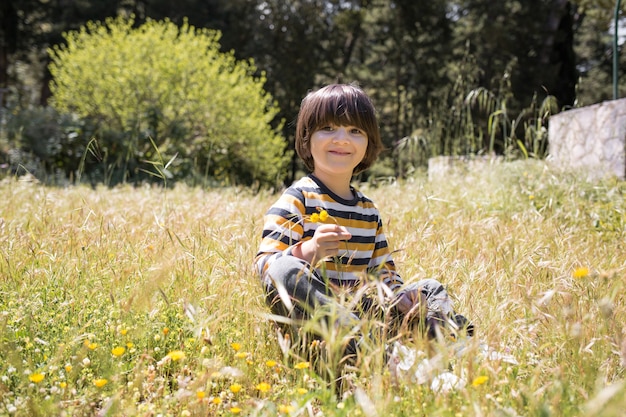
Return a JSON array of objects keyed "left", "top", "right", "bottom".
[{"left": 332, "top": 127, "right": 350, "bottom": 143}]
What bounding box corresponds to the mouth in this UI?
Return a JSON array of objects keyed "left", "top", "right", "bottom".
[{"left": 329, "top": 149, "right": 351, "bottom": 156}]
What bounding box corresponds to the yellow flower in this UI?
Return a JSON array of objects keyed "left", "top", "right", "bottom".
[
  {"left": 126, "top": 342, "right": 134, "bottom": 348},
  {"left": 94, "top": 378, "right": 108, "bottom": 388},
  {"left": 120, "top": 328, "right": 128, "bottom": 336},
  {"left": 573, "top": 267, "right": 589, "bottom": 279},
  {"left": 231, "top": 342, "right": 241, "bottom": 351},
  {"left": 256, "top": 382, "right": 271, "bottom": 393},
  {"left": 166, "top": 350, "right": 186, "bottom": 361},
  {"left": 212, "top": 397, "right": 222, "bottom": 405},
  {"left": 472, "top": 375, "right": 489, "bottom": 387},
  {"left": 111, "top": 346, "right": 126, "bottom": 357},
  {"left": 278, "top": 404, "right": 295, "bottom": 414},
  {"left": 64, "top": 364, "right": 72, "bottom": 373},
  {"left": 294, "top": 361, "right": 310, "bottom": 370},
  {"left": 319, "top": 210, "right": 329, "bottom": 222},
  {"left": 162, "top": 327, "right": 170, "bottom": 335},
  {"left": 87, "top": 342, "right": 98, "bottom": 350},
  {"left": 59, "top": 382, "right": 67, "bottom": 388},
  {"left": 29, "top": 373, "right": 45, "bottom": 383},
  {"left": 234, "top": 352, "right": 247, "bottom": 359},
  {"left": 230, "top": 383, "right": 242, "bottom": 394},
  {"left": 265, "top": 360, "right": 277, "bottom": 367},
  {"left": 230, "top": 407, "right": 242, "bottom": 414},
  {"left": 196, "top": 390, "right": 206, "bottom": 400},
  {"left": 310, "top": 213, "right": 320, "bottom": 223},
  {"left": 297, "top": 388, "right": 308, "bottom": 395}
]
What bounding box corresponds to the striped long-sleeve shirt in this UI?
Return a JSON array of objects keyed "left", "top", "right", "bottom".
[{"left": 254, "top": 175, "right": 404, "bottom": 294}]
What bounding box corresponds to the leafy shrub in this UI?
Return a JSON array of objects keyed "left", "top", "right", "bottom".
[
  {"left": 48, "top": 16, "right": 290, "bottom": 187},
  {"left": 4, "top": 106, "right": 95, "bottom": 183}
]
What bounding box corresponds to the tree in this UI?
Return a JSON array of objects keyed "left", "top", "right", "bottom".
[
  {"left": 345, "top": 0, "right": 454, "bottom": 142},
  {"left": 574, "top": 1, "right": 626, "bottom": 104},
  {"left": 48, "top": 16, "right": 290, "bottom": 186},
  {"left": 0, "top": 0, "right": 120, "bottom": 106}
]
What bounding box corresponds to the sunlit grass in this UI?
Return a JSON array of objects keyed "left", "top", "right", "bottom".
[{"left": 0, "top": 160, "right": 624, "bottom": 416}]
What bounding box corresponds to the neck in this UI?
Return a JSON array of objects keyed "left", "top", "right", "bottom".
[{"left": 312, "top": 171, "right": 353, "bottom": 200}]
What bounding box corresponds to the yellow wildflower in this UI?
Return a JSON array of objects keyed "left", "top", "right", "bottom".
[
  {"left": 166, "top": 350, "right": 186, "bottom": 361},
  {"left": 294, "top": 361, "right": 310, "bottom": 370},
  {"left": 196, "top": 390, "right": 206, "bottom": 400},
  {"left": 111, "top": 346, "right": 126, "bottom": 357},
  {"left": 310, "top": 213, "right": 320, "bottom": 223},
  {"left": 230, "top": 383, "right": 242, "bottom": 394},
  {"left": 278, "top": 404, "right": 295, "bottom": 414},
  {"left": 59, "top": 382, "right": 67, "bottom": 389},
  {"left": 163, "top": 327, "right": 170, "bottom": 335},
  {"left": 120, "top": 328, "right": 128, "bottom": 336},
  {"left": 256, "top": 382, "right": 271, "bottom": 393},
  {"left": 29, "top": 373, "right": 45, "bottom": 383},
  {"left": 472, "top": 375, "right": 489, "bottom": 387},
  {"left": 231, "top": 342, "right": 241, "bottom": 351},
  {"left": 297, "top": 388, "right": 308, "bottom": 395},
  {"left": 64, "top": 364, "right": 72, "bottom": 373},
  {"left": 230, "top": 407, "right": 242, "bottom": 414},
  {"left": 265, "top": 360, "right": 277, "bottom": 367},
  {"left": 126, "top": 342, "right": 134, "bottom": 348},
  {"left": 573, "top": 267, "right": 589, "bottom": 279},
  {"left": 234, "top": 352, "right": 247, "bottom": 359},
  {"left": 87, "top": 342, "right": 98, "bottom": 350},
  {"left": 319, "top": 210, "right": 329, "bottom": 222},
  {"left": 94, "top": 378, "right": 108, "bottom": 388},
  {"left": 212, "top": 397, "right": 222, "bottom": 405}
]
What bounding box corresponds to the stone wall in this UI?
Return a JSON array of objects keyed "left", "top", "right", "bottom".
[{"left": 548, "top": 98, "right": 626, "bottom": 180}]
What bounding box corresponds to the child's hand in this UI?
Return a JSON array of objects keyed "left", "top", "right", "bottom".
[
  {"left": 294, "top": 224, "right": 351, "bottom": 263},
  {"left": 396, "top": 288, "right": 427, "bottom": 323}
]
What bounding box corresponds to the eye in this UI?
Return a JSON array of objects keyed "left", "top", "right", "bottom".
[
  {"left": 320, "top": 125, "right": 334, "bottom": 131},
  {"left": 351, "top": 127, "right": 365, "bottom": 135}
]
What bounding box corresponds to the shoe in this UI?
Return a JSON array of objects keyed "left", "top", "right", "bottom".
[{"left": 449, "top": 314, "right": 474, "bottom": 337}]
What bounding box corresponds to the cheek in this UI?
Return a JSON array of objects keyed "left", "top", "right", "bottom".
[{"left": 359, "top": 140, "right": 369, "bottom": 158}]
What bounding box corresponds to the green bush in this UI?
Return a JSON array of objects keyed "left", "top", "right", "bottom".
[
  {"left": 4, "top": 106, "right": 95, "bottom": 183},
  {"left": 48, "top": 16, "right": 290, "bottom": 187}
]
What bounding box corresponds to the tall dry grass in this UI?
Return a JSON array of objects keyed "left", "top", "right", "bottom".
[{"left": 0, "top": 160, "right": 624, "bottom": 416}]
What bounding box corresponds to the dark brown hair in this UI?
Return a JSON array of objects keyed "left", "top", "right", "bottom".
[{"left": 295, "top": 83, "right": 382, "bottom": 174}]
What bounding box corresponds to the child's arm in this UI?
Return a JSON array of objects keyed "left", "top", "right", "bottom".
[{"left": 254, "top": 193, "right": 306, "bottom": 278}]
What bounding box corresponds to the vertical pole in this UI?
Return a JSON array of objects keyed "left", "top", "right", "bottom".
[{"left": 614, "top": 0, "right": 622, "bottom": 99}]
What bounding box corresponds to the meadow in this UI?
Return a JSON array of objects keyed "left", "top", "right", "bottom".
[{"left": 0, "top": 159, "right": 624, "bottom": 416}]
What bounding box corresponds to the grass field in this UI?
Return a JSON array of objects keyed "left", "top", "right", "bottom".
[{"left": 1, "top": 160, "right": 625, "bottom": 416}]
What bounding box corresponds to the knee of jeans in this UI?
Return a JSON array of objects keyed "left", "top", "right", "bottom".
[
  {"left": 414, "top": 278, "right": 445, "bottom": 296},
  {"left": 265, "top": 255, "right": 308, "bottom": 283}
]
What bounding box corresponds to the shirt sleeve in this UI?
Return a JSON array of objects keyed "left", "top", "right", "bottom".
[{"left": 254, "top": 187, "right": 306, "bottom": 280}]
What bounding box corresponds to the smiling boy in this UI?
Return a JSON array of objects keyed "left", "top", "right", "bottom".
[{"left": 254, "top": 83, "right": 472, "bottom": 365}]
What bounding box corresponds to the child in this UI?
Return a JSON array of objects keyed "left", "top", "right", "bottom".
[{"left": 254, "top": 83, "right": 472, "bottom": 363}]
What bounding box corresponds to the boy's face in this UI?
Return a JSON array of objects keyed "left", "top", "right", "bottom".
[{"left": 309, "top": 123, "right": 368, "bottom": 179}]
